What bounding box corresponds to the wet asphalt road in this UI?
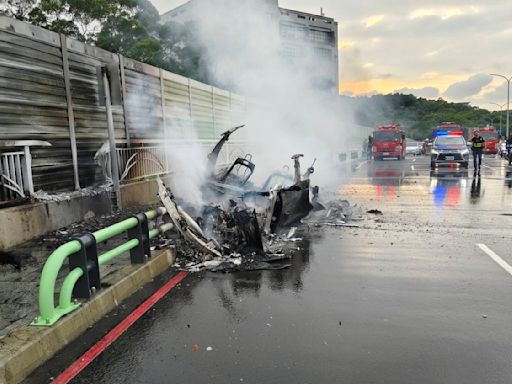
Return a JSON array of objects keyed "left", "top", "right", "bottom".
[{"left": 34, "top": 155, "right": 512, "bottom": 383}]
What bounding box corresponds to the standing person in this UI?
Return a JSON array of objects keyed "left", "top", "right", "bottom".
[
  {"left": 367, "top": 135, "right": 373, "bottom": 160},
  {"left": 471, "top": 132, "right": 485, "bottom": 175},
  {"left": 506, "top": 135, "right": 512, "bottom": 165}
]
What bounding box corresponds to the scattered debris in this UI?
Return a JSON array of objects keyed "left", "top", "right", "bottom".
[
  {"left": 154, "top": 125, "right": 365, "bottom": 273},
  {"left": 367, "top": 209, "right": 383, "bottom": 215},
  {"left": 33, "top": 183, "right": 112, "bottom": 202}
]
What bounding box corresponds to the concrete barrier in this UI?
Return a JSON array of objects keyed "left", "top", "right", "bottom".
[
  {"left": 0, "top": 193, "right": 111, "bottom": 251},
  {"left": 0, "top": 248, "right": 175, "bottom": 384}
]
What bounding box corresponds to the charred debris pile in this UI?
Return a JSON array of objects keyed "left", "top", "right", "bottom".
[{"left": 158, "top": 126, "right": 361, "bottom": 272}]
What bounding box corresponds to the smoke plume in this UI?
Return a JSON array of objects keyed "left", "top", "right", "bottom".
[{"left": 191, "top": 0, "right": 355, "bottom": 187}]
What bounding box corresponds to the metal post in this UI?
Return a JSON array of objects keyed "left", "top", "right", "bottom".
[
  {"left": 491, "top": 103, "right": 506, "bottom": 135},
  {"left": 507, "top": 79, "right": 510, "bottom": 138},
  {"left": 127, "top": 213, "right": 151, "bottom": 264},
  {"left": 188, "top": 79, "right": 194, "bottom": 137},
  {"left": 159, "top": 69, "right": 169, "bottom": 170},
  {"left": 211, "top": 86, "right": 216, "bottom": 137},
  {"left": 159, "top": 69, "right": 167, "bottom": 138},
  {"left": 119, "top": 55, "right": 131, "bottom": 148},
  {"left": 60, "top": 34, "right": 80, "bottom": 190},
  {"left": 22, "top": 145, "right": 34, "bottom": 196},
  {"left": 102, "top": 69, "right": 122, "bottom": 210},
  {"left": 491, "top": 74, "right": 512, "bottom": 138},
  {"left": 68, "top": 233, "right": 100, "bottom": 299}
]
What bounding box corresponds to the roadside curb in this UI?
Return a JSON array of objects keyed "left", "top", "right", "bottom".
[{"left": 0, "top": 248, "right": 175, "bottom": 384}]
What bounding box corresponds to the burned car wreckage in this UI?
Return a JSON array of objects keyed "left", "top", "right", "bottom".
[{"left": 157, "top": 126, "right": 348, "bottom": 271}]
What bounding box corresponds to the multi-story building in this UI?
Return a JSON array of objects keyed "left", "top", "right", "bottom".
[{"left": 161, "top": 0, "right": 339, "bottom": 93}]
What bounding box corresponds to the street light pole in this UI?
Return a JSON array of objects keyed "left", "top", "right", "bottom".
[
  {"left": 490, "top": 102, "right": 506, "bottom": 134},
  {"left": 491, "top": 74, "right": 512, "bottom": 138}
]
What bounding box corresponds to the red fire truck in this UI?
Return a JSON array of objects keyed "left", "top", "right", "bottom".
[
  {"left": 470, "top": 126, "right": 500, "bottom": 154},
  {"left": 371, "top": 124, "right": 406, "bottom": 160}
]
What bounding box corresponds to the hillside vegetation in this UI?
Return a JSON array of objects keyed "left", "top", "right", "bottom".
[{"left": 345, "top": 94, "right": 501, "bottom": 140}]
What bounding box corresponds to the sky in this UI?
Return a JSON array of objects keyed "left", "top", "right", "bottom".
[{"left": 151, "top": 0, "right": 512, "bottom": 110}]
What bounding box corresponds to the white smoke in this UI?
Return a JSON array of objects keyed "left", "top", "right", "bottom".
[
  {"left": 191, "top": 0, "right": 355, "bottom": 188},
  {"left": 164, "top": 106, "right": 209, "bottom": 208}
]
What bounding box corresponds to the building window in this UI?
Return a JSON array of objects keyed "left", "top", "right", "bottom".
[
  {"left": 280, "top": 24, "right": 308, "bottom": 40},
  {"left": 282, "top": 44, "right": 302, "bottom": 58},
  {"left": 313, "top": 47, "right": 332, "bottom": 59},
  {"left": 310, "top": 30, "right": 331, "bottom": 43}
]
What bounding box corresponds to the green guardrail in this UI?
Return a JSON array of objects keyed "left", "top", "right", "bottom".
[{"left": 31, "top": 207, "right": 171, "bottom": 327}]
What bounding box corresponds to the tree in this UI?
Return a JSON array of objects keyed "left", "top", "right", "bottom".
[
  {"left": 1, "top": 0, "right": 206, "bottom": 81},
  {"left": 349, "top": 93, "right": 494, "bottom": 140}
]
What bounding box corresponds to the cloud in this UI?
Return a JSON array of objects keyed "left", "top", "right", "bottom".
[
  {"left": 362, "top": 14, "right": 384, "bottom": 28},
  {"left": 396, "top": 87, "right": 440, "bottom": 99},
  {"left": 443, "top": 74, "right": 493, "bottom": 99},
  {"left": 420, "top": 71, "right": 440, "bottom": 80},
  {"left": 409, "top": 6, "right": 481, "bottom": 20},
  {"left": 338, "top": 40, "right": 356, "bottom": 49}
]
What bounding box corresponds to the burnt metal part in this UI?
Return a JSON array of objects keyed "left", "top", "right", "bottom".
[
  {"left": 311, "top": 185, "right": 325, "bottom": 211},
  {"left": 207, "top": 125, "right": 245, "bottom": 175},
  {"left": 216, "top": 156, "right": 255, "bottom": 187},
  {"left": 157, "top": 178, "right": 222, "bottom": 258},
  {"left": 232, "top": 209, "right": 264, "bottom": 253},
  {"left": 260, "top": 171, "right": 294, "bottom": 191},
  {"left": 303, "top": 158, "right": 317, "bottom": 180},
  {"left": 200, "top": 204, "right": 264, "bottom": 254},
  {"left": 271, "top": 180, "right": 313, "bottom": 232},
  {"left": 291, "top": 154, "right": 304, "bottom": 184}
]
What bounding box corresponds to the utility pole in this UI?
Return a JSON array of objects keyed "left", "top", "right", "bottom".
[
  {"left": 490, "top": 74, "right": 512, "bottom": 138},
  {"left": 490, "top": 102, "right": 506, "bottom": 135}
]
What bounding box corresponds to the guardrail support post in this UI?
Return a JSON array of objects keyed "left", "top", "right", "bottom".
[
  {"left": 69, "top": 234, "right": 101, "bottom": 299},
  {"left": 128, "top": 213, "right": 151, "bottom": 264}
]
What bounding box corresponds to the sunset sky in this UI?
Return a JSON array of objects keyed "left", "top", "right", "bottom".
[{"left": 152, "top": 0, "right": 512, "bottom": 110}]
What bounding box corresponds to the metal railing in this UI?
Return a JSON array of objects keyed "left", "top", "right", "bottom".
[
  {"left": 0, "top": 140, "right": 51, "bottom": 203},
  {"left": 31, "top": 207, "right": 171, "bottom": 327},
  {"left": 0, "top": 151, "right": 26, "bottom": 201},
  {"left": 116, "top": 141, "right": 247, "bottom": 183},
  {"left": 117, "top": 146, "right": 169, "bottom": 182}
]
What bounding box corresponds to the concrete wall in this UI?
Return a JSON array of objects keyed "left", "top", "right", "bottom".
[
  {"left": 0, "top": 193, "right": 111, "bottom": 251},
  {"left": 120, "top": 175, "right": 173, "bottom": 209}
]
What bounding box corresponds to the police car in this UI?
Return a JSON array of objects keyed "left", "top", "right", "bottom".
[{"left": 430, "top": 132, "right": 470, "bottom": 170}]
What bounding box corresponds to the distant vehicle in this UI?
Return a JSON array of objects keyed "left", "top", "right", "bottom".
[
  {"left": 432, "top": 122, "right": 464, "bottom": 139},
  {"left": 430, "top": 132, "right": 469, "bottom": 170},
  {"left": 470, "top": 127, "right": 500, "bottom": 154},
  {"left": 372, "top": 124, "right": 406, "bottom": 160},
  {"left": 406, "top": 139, "right": 422, "bottom": 156},
  {"left": 498, "top": 141, "right": 507, "bottom": 158}
]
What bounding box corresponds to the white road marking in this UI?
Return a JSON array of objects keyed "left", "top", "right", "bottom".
[
  {"left": 411, "top": 165, "right": 415, "bottom": 171},
  {"left": 477, "top": 243, "right": 512, "bottom": 277}
]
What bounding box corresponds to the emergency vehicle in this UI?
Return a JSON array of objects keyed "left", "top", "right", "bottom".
[
  {"left": 470, "top": 126, "right": 500, "bottom": 154},
  {"left": 431, "top": 122, "right": 464, "bottom": 139},
  {"left": 371, "top": 124, "right": 406, "bottom": 160}
]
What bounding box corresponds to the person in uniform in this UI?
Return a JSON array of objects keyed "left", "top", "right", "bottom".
[{"left": 471, "top": 132, "right": 485, "bottom": 175}]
